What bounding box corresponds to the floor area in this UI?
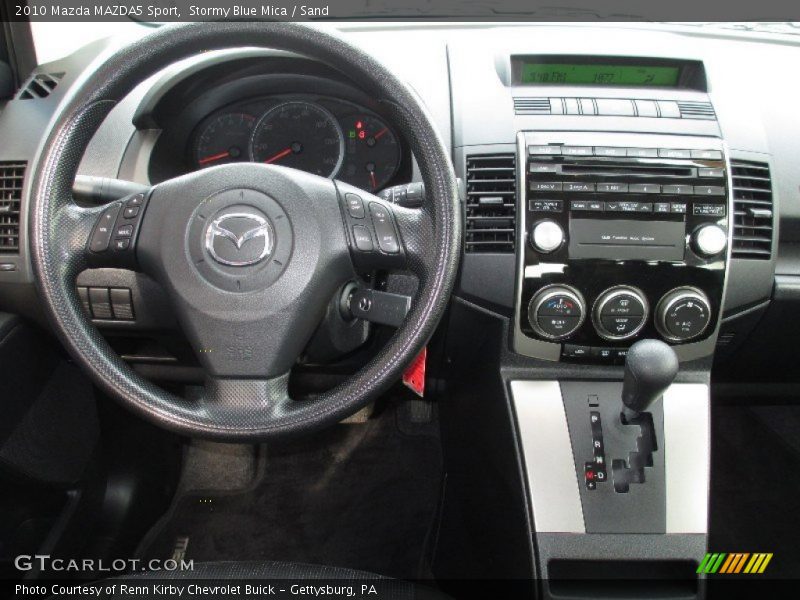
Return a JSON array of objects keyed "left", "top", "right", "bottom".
[
  {"left": 709, "top": 400, "right": 800, "bottom": 580},
  {"left": 137, "top": 394, "right": 443, "bottom": 580}
]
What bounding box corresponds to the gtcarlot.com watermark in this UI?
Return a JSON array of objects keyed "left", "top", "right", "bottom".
[{"left": 14, "top": 554, "right": 194, "bottom": 574}]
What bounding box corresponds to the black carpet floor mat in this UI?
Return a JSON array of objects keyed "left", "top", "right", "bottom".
[
  {"left": 709, "top": 402, "right": 800, "bottom": 579},
  {"left": 138, "top": 399, "right": 442, "bottom": 580}
]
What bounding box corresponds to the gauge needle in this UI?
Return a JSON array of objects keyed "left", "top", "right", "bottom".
[
  {"left": 264, "top": 147, "right": 293, "bottom": 164},
  {"left": 374, "top": 128, "right": 389, "bottom": 140},
  {"left": 369, "top": 169, "right": 378, "bottom": 190},
  {"left": 198, "top": 151, "right": 231, "bottom": 165}
]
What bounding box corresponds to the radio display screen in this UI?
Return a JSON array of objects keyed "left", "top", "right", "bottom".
[
  {"left": 520, "top": 63, "right": 679, "bottom": 87},
  {"left": 511, "top": 56, "right": 705, "bottom": 89}
]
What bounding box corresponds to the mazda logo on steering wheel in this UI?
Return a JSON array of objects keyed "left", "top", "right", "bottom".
[{"left": 205, "top": 212, "right": 275, "bottom": 267}]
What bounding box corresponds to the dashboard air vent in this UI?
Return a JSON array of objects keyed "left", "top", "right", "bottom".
[
  {"left": 465, "top": 154, "right": 517, "bottom": 253},
  {"left": 16, "top": 72, "right": 64, "bottom": 100},
  {"left": 677, "top": 101, "right": 716, "bottom": 120},
  {"left": 513, "top": 97, "right": 552, "bottom": 115},
  {"left": 731, "top": 160, "right": 773, "bottom": 260},
  {"left": 0, "top": 162, "right": 25, "bottom": 253}
]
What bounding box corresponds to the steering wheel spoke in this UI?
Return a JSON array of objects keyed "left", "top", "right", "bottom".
[
  {"left": 83, "top": 190, "right": 151, "bottom": 270},
  {"left": 337, "top": 181, "right": 435, "bottom": 276}
]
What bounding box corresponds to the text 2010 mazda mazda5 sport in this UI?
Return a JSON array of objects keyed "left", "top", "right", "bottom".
[{"left": 1, "top": 12, "right": 799, "bottom": 600}]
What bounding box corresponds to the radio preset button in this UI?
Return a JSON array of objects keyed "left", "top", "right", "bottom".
[
  {"left": 663, "top": 184, "right": 693, "bottom": 195},
  {"left": 596, "top": 183, "right": 628, "bottom": 193},
  {"left": 629, "top": 183, "right": 661, "bottom": 194},
  {"left": 694, "top": 185, "right": 726, "bottom": 196},
  {"left": 564, "top": 182, "right": 595, "bottom": 192},
  {"left": 531, "top": 182, "right": 563, "bottom": 192}
]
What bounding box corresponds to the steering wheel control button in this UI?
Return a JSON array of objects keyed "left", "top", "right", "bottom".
[
  {"left": 369, "top": 202, "right": 400, "bottom": 254},
  {"left": 593, "top": 287, "right": 649, "bottom": 341},
  {"left": 656, "top": 287, "right": 712, "bottom": 342},
  {"left": 346, "top": 193, "right": 365, "bottom": 218},
  {"left": 693, "top": 224, "right": 728, "bottom": 257},
  {"left": 531, "top": 219, "right": 565, "bottom": 253},
  {"left": 352, "top": 225, "right": 374, "bottom": 251},
  {"left": 123, "top": 206, "right": 140, "bottom": 219},
  {"left": 528, "top": 285, "right": 586, "bottom": 341},
  {"left": 127, "top": 193, "right": 144, "bottom": 206},
  {"left": 89, "top": 205, "right": 121, "bottom": 252},
  {"left": 115, "top": 224, "right": 133, "bottom": 238},
  {"left": 113, "top": 239, "right": 130, "bottom": 251}
]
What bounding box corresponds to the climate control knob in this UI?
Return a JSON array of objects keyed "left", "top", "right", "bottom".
[
  {"left": 655, "top": 287, "right": 712, "bottom": 342},
  {"left": 531, "top": 220, "right": 565, "bottom": 253},
  {"left": 592, "top": 286, "right": 649, "bottom": 341},
  {"left": 528, "top": 285, "right": 585, "bottom": 340},
  {"left": 692, "top": 224, "right": 727, "bottom": 258}
]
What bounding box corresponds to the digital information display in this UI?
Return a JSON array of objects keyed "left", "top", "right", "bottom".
[{"left": 519, "top": 62, "right": 681, "bottom": 87}]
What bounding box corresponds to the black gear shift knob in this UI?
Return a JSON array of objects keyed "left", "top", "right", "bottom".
[{"left": 622, "top": 339, "right": 679, "bottom": 420}]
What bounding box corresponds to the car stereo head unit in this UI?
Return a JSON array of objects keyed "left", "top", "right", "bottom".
[{"left": 514, "top": 131, "right": 729, "bottom": 364}]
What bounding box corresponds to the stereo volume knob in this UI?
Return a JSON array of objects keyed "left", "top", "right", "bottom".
[
  {"left": 531, "top": 220, "right": 565, "bottom": 253},
  {"left": 528, "top": 285, "right": 585, "bottom": 340},
  {"left": 693, "top": 224, "right": 727, "bottom": 257},
  {"left": 655, "top": 287, "right": 712, "bottom": 342}
]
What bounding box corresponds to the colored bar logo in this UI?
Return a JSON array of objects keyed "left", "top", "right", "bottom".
[{"left": 697, "top": 553, "right": 773, "bottom": 574}]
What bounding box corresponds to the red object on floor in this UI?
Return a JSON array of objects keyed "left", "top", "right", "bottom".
[{"left": 403, "top": 347, "right": 427, "bottom": 397}]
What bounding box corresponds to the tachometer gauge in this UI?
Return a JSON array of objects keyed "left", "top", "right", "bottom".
[
  {"left": 250, "top": 101, "right": 344, "bottom": 177},
  {"left": 193, "top": 112, "right": 256, "bottom": 169},
  {"left": 338, "top": 115, "right": 401, "bottom": 192}
]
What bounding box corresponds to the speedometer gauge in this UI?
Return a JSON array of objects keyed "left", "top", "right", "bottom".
[
  {"left": 250, "top": 101, "right": 344, "bottom": 177},
  {"left": 193, "top": 112, "right": 256, "bottom": 169},
  {"left": 337, "top": 115, "right": 401, "bottom": 191}
]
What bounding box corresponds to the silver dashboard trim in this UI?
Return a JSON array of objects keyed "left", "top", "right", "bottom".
[
  {"left": 664, "top": 383, "right": 711, "bottom": 534},
  {"left": 510, "top": 380, "right": 586, "bottom": 533}
]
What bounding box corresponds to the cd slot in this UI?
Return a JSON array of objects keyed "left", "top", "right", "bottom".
[{"left": 559, "top": 164, "right": 696, "bottom": 178}]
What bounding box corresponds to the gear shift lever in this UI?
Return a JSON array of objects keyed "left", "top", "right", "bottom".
[{"left": 622, "top": 339, "right": 679, "bottom": 421}]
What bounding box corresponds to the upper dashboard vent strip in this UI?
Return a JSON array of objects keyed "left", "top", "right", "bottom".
[
  {"left": 677, "top": 101, "right": 716, "bottom": 120},
  {"left": 513, "top": 97, "right": 717, "bottom": 121},
  {"left": 730, "top": 160, "right": 773, "bottom": 260},
  {"left": 16, "top": 72, "right": 65, "bottom": 100},
  {"left": 465, "top": 154, "right": 517, "bottom": 254},
  {"left": 0, "top": 161, "right": 26, "bottom": 253}
]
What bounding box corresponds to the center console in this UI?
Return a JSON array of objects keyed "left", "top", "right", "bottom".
[
  {"left": 514, "top": 131, "right": 730, "bottom": 364},
  {"left": 441, "top": 36, "right": 759, "bottom": 596}
]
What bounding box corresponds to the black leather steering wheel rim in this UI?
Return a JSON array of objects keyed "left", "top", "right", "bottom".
[{"left": 28, "top": 22, "right": 461, "bottom": 441}]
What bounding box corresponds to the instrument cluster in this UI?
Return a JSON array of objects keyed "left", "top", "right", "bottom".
[{"left": 189, "top": 95, "right": 403, "bottom": 193}]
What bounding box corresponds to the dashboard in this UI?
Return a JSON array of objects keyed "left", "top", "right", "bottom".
[{"left": 1, "top": 23, "right": 799, "bottom": 381}]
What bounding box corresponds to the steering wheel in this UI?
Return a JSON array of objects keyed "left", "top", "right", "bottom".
[{"left": 28, "top": 23, "right": 460, "bottom": 441}]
